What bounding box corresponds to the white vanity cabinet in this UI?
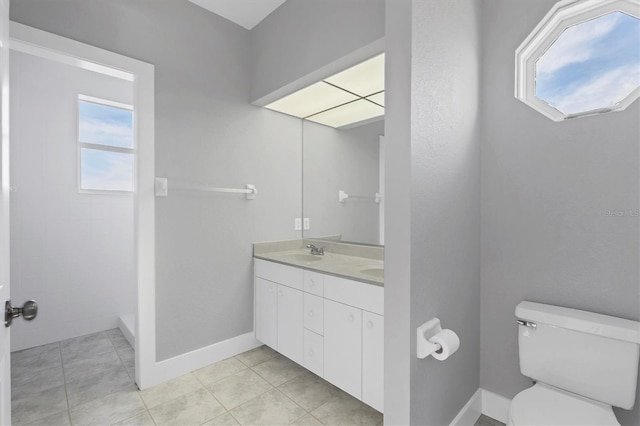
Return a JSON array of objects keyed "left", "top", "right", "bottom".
[{"left": 254, "top": 258, "right": 384, "bottom": 413}]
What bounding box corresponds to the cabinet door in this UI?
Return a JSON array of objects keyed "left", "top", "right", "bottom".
[
  {"left": 277, "top": 284, "right": 304, "bottom": 364},
  {"left": 255, "top": 277, "right": 277, "bottom": 349},
  {"left": 362, "top": 311, "right": 384, "bottom": 412},
  {"left": 324, "top": 299, "right": 362, "bottom": 399}
]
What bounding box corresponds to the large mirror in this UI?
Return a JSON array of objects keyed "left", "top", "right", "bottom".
[
  {"left": 263, "top": 52, "right": 385, "bottom": 246},
  {"left": 302, "top": 119, "right": 384, "bottom": 245}
]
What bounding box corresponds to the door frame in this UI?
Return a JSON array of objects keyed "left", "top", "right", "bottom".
[
  {"left": 9, "top": 22, "right": 157, "bottom": 389},
  {"left": 1, "top": 0, "right": 11, "bottom": 423}
]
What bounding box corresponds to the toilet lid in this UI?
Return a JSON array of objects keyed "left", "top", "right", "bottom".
[{"left": 509, "top": 384, "right": 620, "bottom": 426}]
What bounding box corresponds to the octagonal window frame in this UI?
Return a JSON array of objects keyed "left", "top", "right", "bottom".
[{"left": 515, "top": 0, "right": 640, "bottom": 121}]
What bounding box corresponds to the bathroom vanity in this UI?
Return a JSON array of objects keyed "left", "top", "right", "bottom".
[{"left": 253, "top": 240, "right": 384, "bottom": 412}]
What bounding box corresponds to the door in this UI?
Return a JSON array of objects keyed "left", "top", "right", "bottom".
[
  {"left": 324, "top": 299, "right": 362, "bottom": 399},
  {"left": 0, "top": 0, "right": 10, "bottom": 422},
  {"left": 277, "top": 284, "right": 303, "bottom": 364}
]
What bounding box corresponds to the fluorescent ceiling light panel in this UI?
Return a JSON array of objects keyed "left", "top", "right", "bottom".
[
  {"left": 264, "top": 82, "right": 358, "bottom": 118},
  {"left": 306, "top": 99, "right": 384, "bottom": 128},
  {"left": 324, "top": 54, "right": 385, "bottom": 97},
  {"left": 366, "top": 92, "right": 385, "bottom": 107}
]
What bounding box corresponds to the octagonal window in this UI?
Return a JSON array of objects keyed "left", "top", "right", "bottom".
[
  {"left": 536, "top": 12, "right": 640, "bottom": 115},
  {"left": 516, "top": 0, "right": 640, "bottom": 121}
]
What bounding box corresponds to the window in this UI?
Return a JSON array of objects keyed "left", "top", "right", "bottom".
[
  {"left": 515, "top": 0, "right": 640, "bottom": 121},
  {"left": 78, "top": 95, "right": 134, "bottom": 192}
]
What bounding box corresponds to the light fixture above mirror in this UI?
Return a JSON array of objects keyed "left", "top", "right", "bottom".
[{"left": 264, "top": 53, "right": 385, "bottom": 128}]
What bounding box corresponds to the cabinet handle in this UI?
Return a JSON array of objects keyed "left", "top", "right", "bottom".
[
  {"left": 309, "top": 279, "right": 314, "bottom": 287},
  {"left": 309, "top": 349, "right": 314, "bottom": 356},
  {"left": 278, "top": 290, "right": 283, "bottom": 296},
  {"left": 348, "top": 314, "right": 354, "bottom": 323},
  {"left": 308, "top": 309, "right": 314, "bottom": 317},
  {"left": 367, "top": 321, "right": 373, "bottom": 329}
]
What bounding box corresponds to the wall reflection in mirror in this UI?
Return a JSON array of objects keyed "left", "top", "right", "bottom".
[{"left": 302, "top": 119, "right": 384, "bottom": 246}]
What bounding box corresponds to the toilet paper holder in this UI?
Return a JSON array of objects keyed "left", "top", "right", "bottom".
[{"left": 417, "top": 317, "right": 444, "bottom": 359}]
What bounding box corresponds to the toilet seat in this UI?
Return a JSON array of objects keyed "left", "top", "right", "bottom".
[{"left": 508, "top": 383, "right": 620, "bottom": 426}]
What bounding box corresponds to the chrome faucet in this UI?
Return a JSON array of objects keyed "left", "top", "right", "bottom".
[{"left": 307, "top": 244, "right": 324, "bottom": 256}]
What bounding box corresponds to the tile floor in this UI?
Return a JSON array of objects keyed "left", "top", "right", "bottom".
[
  {"left": 11, "top": 329, "right": 383, "bottom": 425},
  {"left": 474, "top": 414, "right": 505, "bottom": 426}
]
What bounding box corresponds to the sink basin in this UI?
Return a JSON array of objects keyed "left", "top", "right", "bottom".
[
  {"left": 284, "top": 254, "right": 323, "bottom": 263},
  {"left": 360, "top": 267, "right": 384, "bottom": 279}
]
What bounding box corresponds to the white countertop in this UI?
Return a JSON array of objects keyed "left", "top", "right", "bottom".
[{"left": 253, "top": 240, "right": 384, "bottom": 286}]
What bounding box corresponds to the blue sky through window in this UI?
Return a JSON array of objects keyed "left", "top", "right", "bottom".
[
  {"left": 535, "top": 12, "right": 640, "bottom": 114},
  {"left": 79, "top": 100, "right": 133, "bottom": 148},
  {"left": 79, "top": 99, "right": 134, "bottom": 192},
  {"left": 81, "top": 148, "right": 134, "bottom": 191}
]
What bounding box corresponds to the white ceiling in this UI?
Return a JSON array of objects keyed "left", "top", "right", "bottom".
[{"left": 189, "top": 0, "right": 287, "bottom": 30}]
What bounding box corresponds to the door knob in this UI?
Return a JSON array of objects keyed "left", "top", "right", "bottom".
[{"left": 5, "top": 300, "right": 38, "bottom": 327}]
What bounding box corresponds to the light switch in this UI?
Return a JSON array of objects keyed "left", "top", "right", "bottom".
[
  {"left": 303, "top": 218, "right": 310, "bottom": 230},
  {"left": 294, "top": 218, "right": 302, "bottom": 230},
  {"left": 155, "top": 177, "right": 168, "bottom": 197}
]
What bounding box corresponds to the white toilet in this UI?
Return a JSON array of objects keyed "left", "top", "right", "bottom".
[{"left": 509, "top": 301, "right": 640, "bottom": 426}]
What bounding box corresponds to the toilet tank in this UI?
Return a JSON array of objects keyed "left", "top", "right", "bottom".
[{"left": 516, "top": 301, "right": 640, "bottom": 410}]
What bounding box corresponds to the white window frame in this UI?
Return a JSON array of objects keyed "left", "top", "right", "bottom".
[
  {"left": 77, "top": 94, "right": 135, "bottom": 193},
  {"left": 515, "top": 0, "right": 640, "bottom": 121}
]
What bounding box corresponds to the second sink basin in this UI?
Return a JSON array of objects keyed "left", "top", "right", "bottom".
[
  {"left": 284, "top": 253, "right": 324, "bottom": 263},
  {"left": 360, "top": 267, "right": 384, "bottom": 279}
]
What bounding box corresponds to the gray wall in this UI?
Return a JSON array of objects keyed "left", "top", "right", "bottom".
[
  {"left": 385, "top": 0, "right": 482, "bottom": 424},
  {"left": 383, "top": 0, "right": 412, "bottom": 422},
  {"left": 303, "top": 120, "right": 383, "bottom": 245},
  {"left": 250, "top": 0, "right": 385, "bottom": 103},
  {"left": 11, "top": 0, "right": 303, "bottom": 360},
  {"left": 479, "top": 1, "right": 640, "bottom": 425},
  {"left": 409, "top": 1, "right": 482, "bottom": 424}
]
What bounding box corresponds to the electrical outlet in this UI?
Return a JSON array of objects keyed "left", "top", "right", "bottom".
[
  {"left": 294, "top": 218, "right": 302, "bottom": 230},
  {"left": 303, "top": 218, "right": 310, "bottom": 230}
]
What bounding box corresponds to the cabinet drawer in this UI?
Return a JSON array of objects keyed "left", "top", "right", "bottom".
[
  {"left": 304, "top": 293, "right": 324, "bottom": 335},
  {"left": 303, "top": 329, "right": 323, "bottom": 377},
  {"left": 324, "top": 275, "right": 384, "bottom": 315},
  {"left": 303, "top": 270, "right": 324, "bottom": 296},
  {"left": 255, "top": 259, "right": 303, "bottom": 290}
]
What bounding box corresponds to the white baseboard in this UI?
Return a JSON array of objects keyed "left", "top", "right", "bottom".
[
  {"left": 450, "top": 388, "right": 512, "bottom": 426},
  {"left": 450, "top": 389, "right": 483, "bottom": 426},
  {"left": 139, "top": 332, "right": 261, "bottom": 389},
  {"left": 118, "top": 314, "right": 135, "bottom": 348},
  {"left": 481, "top": 389, "right": 511, "bottom": 424}
]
